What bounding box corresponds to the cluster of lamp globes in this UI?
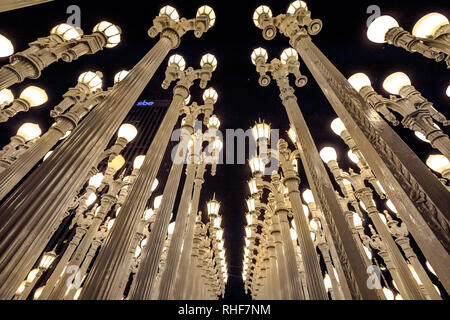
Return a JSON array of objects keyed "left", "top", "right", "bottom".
[
  {"left": 0, "top": 20, "right": 121, "bottom": 59},
  {"left": 206, "top": 196, "right": 229, "bottom": 283},
  {"left": 367, "top": 12, "right": 449, "bottom": 93},
  {"left": 346, "top": 71, "right": 450, "bottom": 179},
  {"left": 158, "top": 5, "right": 216, "bottom": 28},
  {"left": 252, "top": 0, "right": 309, "bottom": 28},
  {"left": 0, "top": 69, "right": 129, "bottom": 153}
]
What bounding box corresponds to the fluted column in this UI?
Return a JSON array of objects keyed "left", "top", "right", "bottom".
[
  {"left": 295, "top": 37, "right": 450, "bottom": 292},
  {"left": 158, "top": 162, "right": 197, "bottom": 299},
  {"left": 131, "top": 131, "right": 191, "bottom": 300},
  {"left": 282, "top": 171, "right": 328, "bottom": 300},
  {"left": 393, "top": 235, "right": 441, "bottom": 300},
  {"left": 268, "top": 245, "right": 281, "bottom": 300},
  {"left": 0, "top": 0, "right": 53, "bottom": 12},
  {"left": 174, "top": 164, "right": 206, "bottom": 298},
  {"left": 185, "top": 236, "right": 200, "bottom": 299},
  {"left": 276, "top": 209, "right": 304, "bottom": 300},
  {"left": 277, "top": 80, "right": 377, "bottom": 300},
  {"left": 270, "top": 219, "right": 290, "bottom": 300},
  {"left": 0, "top": 35, "right": 174, "bottom": 300}
]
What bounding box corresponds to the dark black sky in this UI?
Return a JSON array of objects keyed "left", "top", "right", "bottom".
[{"left": 0, "top": 0, "right": 448, "bottom": 300}]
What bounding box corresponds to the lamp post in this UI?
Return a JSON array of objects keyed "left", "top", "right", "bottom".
[
  {"left": 248, "top": 173, "right": 294, "bottom": 300},
  {"left": 348, "top": 72, "right": 450, "bottom": 160},
  {"left": 39, "top": 127, "right": 136, "bottom": 300},
  {"left": 174, "top": 115, "right": 221, "bottom": 299},
  {"left": 253, "top": 2, "right": 450, "bottom": 294},
  {"left": 149, "top": 222, "right": 176, "bottom": 299},
  {"left": 302, "top": 189, "right": 346, "bottom": 300},
  {"left": 277, "top": 137, "right": 333, "bottom": 300},
  {"left": 0, "top": 85, "right": 48, "bottom": 122},
  {"left": 426, "top": 154, "right": 450, "bottom": 180},
  {"left": 185, "top": 213, "right": 205, "bottom": 299},
  {"left": 0, "top": 122, "right": 41, "bottom": 165},
  {"left": 382, "top": 210, "right": 442, "bottom": 300},
  {"left": 66, "top": 217, "right": 113, "bottom": 300},
  {"left": 158, "top": 91, "right": 218, "bottom": 300},
  {"left": 332, "top": 115, "right": 450, "bottom": 291},
  {"left": 367, "top": 13, "right": 449, "bottom": 68},
  {"left": 127, "top": 60, "right": 216, "bottom": 300},
  {"left": 0, "top": 70, "right": 107, "bottom": 200},
  {"left": 123, "top": 191, "right": 161, "bottom": 299},
  {"left": 251, "top": 44, "right": 374, "bottom": 299},
  {"left": 0, "top": 6, "right": 215, "bottom": 300},
  {"left": 0, "top": 21, "right": 120, "bottom": 90},
  {"left": 321, "top": 148, "right": 424, "bottom": 299},
  {"left": 48, "top": 154, "right": 129, "bottom": 300},
  {"left": 290, "top": 228, "right": 309, "bottom": 299},
  {"left": 13, "top": 250, "right": 56, "bottom": 300}
]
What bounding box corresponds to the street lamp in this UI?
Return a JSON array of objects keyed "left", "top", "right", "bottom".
[
  {"left": 133, "top": 155, "right": 146, "bottom": 171},
  {"left": 0, "top": 88, "right": 14, "bottom": 108},
  {"left": 50, "top": 23, "right": 82, "bottom": 40},
  {"left": 0, "top": 122, "right": 42, "bottom": 162},
  {"left": 0, "top": 86, "right": 48, "bottom": 122},
  {"left": 203, "top": 87, "right": 219, "bottom": 103},
  {"left": 348, "top": 71, "right": 450, "bottom": 159},
  {"left": 382, "top": 72, "right": 412, "bottom": 95},
  {"left": 0, "top": 21, "right": 121, "bottom": 91},
  {"left": 208, "top": 114, "right": 220, "bottom": 129},
  {"left": 319, "top": 147, "right": 338, "bottom": 164},
  {"left": 251, "top": 120, "right": 271, "bottom": 142},
  {"left": 367, "top": 16, "right": 400, "bottom": 44},
  {"left": 249, "top": 156, "right": 265, "bottom": 175},
  {"left": 92, "top": 21, "right": 122, "bottom": 48},
  {"left": 207, "top": 195, "right": 221, "bottom": 217},
  {"left": 367, "top": 13, "right": 449, "bottom": 67},
  {"left": 426, "top": 154, "right": 450, "bottom": 179},
  {"left": 17, "top": 123, "right": 42, "bottom": 142},
  {"left": 413, "top": 13, "right": 449, "bottom": 38},
  {"left": 117, "top": 123, "right": 138, "bottom": 143},
  {"left": 0, "top": 34, "right": 14, "bottom": 57},
  {"left": 78, "top": 71, "right": 103, "bottom": 92}
]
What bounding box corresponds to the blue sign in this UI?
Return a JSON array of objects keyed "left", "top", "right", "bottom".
[{"left": 137, "top": 100, "right": 154, "bottom": 106}]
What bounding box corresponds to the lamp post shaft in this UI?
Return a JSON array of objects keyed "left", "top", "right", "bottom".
[
  {"left": 268, "top": 246, "right": 281, "bottom": 299},
  {"left": 284, "top": 177, "right": 329, "bottom": 300},
  {"left": 158, "top": 162, "right": 197, "bottom": 299},
  {"left": 294, "top": 37, "right": 450, "bottom": 292},
  {"left": 131, "top": 134, "right": 190, "bottom": 300},
  {"left": 175, "top": 163, "right": 206, "bottom": 299},
  {"left": 277, "top": 210, "right": 304, "bottom": 300},
  {"left": 271, "top": 228, "right": 290, "bottom": 299}
]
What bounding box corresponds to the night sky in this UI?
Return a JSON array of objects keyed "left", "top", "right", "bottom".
[{"left": 0, "top": 0, "right": 448, "bottom": 300}]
